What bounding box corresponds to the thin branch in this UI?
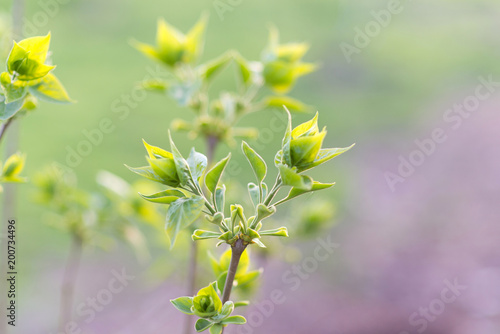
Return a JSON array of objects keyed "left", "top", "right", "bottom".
[
  {"left": 58, "top": 235, "right": 83, "bottom": 332},
  {"left": 0, "top": 118, "right": 14, "bottom": 145}
]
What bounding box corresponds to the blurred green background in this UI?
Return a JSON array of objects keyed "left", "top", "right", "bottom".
[{"left": 2, "top": 0, "right": 500, "bottom": 332}]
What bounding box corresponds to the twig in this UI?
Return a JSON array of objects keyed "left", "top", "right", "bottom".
[
  {"left": 58, "top": 235, "right": 83, "bottom": 331},
  {"left": 221, "top": 239, "right": 247, "bottom": 333},
  {"left": 0, "top": 118, "right": 14, "bottom": 145}
]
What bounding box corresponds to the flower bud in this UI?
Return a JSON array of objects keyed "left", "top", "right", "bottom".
[{"left": 192, "top": 282, "right": 222, "bottom": 318}]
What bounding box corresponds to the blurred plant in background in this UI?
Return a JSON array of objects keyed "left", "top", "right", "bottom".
[{"left": 33, "top": 168, "right": 161, "bottom": 330}]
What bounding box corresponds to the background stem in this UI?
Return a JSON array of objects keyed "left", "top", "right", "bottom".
[
  {"left": 182, "top": 135, "right": 219, "bottom": 334},
  {"left": 58, "top": 235, "right": 83, "bottom": 332}
]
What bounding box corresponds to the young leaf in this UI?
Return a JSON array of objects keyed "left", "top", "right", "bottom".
[
  {"left": 165, "top": 196, "right": 205, "bottom": 248},
  {"left": 187, "top": 147, "right": 208, "bottom": 183},
  {"left": 211, "top": 301, "right": 234, "bottom": 322},
  {"left": 241, "top": 141, "right": 267, "bottom": 183},
  {"left": 260, "top": 227, "right": 289, "bottom": 237},
  {"left": 214, "top": 186, "right": 225, "bottom": 213},
  {"left": 255, "top": 204, "right": 276, "bottom": 223},
  {"left": 263, "top": 95, "right": 310, "bottom": 113},
  {"left": 200, "top": 51, "right": 233, "bottom": 82},
  {"left": 247, "top": 183, "right": 259, "bottom": 207},
  {"left": 192, "top": 229, "right": 221, "bottom": 241},
  {"left": 275, "top": 181, "right": 335, "bottom": 205},
  {"left": 142, "top": 139, "right": 172, "bottom": 159},
  {"left": 209, "top": 324, "right": 223, "bottom": 334},
  {"left": 195, "top": 319, "right": 214, "bottom": 332},
  {"left": 139, "top": 189, "right": 185, "bottom": 204},
  {"left": 124, "top": 165, "right": 164, "bottom": 184},
  {"left": 29, "top": 73, "right": 73, "bottom": 104},
  {"left": 221, "top": 315, "right": 247, "bottom": 325},
  {"left": 1, "top": 72, "right": 27, "bottom": 103},
  {"left": 0, "top": 95, "right": 25, "bottom": 121},
  {"left": 17, "top": 33, "right": 51, "bottom": 64},
  {"left": 278, "top": 164, "right": 312, "bottom": 190},
  {"left": 168, "top": 131, "right": 192, "bottom": 186},
  {"left": 205, "top": 153, "right": 231, "bottom": 194},
  {"left": 234, "top": 301, "right": 250, "bottom": 308},
  {"left": 234, "top": 53, "right": 252, "bottom": 85},
  {"left": 302, "top": 144, "right": 355, "bottom": 171},
  {"left": 236, "top": 270, "right": 262, "bottom": 287},
  {"left": 171, "top": 296, "right": 194, "bottom": 315}
]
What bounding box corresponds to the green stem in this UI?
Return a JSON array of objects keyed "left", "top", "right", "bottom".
[
  {"left": 0, "top": 118, "right": 14, "bottom": 145},
  {"left": 263, "top": 176, "right": 282, "bottom": 206},
  {"left": 58, "top": 234, "right": 83, "bottom": 332}
]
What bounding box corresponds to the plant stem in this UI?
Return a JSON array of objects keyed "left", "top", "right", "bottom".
[
  {"left": 222, "top": 238, "right": 247, "bottom": 303},
  {"left": 0, "top": 118, "right": 14, "bottom": 145},
  {"left": 183, "top": 240, "right": 199, "bottom": 334},
  {"left": 221, "top": 239, "right": 247, "bottom": 334},
  {"left": 58, "top": 235, "right": 83, "bottom": 332},
  {"left": 263, "top": 176, "right": 282, "bottom": 206}
]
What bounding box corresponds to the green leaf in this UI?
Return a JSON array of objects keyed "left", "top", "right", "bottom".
[
  {"left": 302, "top": 144, "right": 355, "bottom": 171},
  {"left": 7, "top": 42, "right": 55, "bottom": 81},
  {"left": 184, "top": 13, "right": 208, "bottom": 63},
  {"left": 139, "top": 78, "right": 170, "bottom": 93},
  {"left": 241, "top": 141, "right": 267, "bottom": 183},
  {"left": 192, "top": 229, "right": 221, "bottom": 241},
  {"left": 234, "top": 53, "right": 252, "bottom": 85},
  {"left": 0, "top": 153, "right": 27, "bottom": 183},
  {"left": 221, "top": 315, "right": 247, "bottom": 325},
  {"left": 255, "top": 203, "right": 276, "bottom": 223},
  {"left": 234, "top": 301, "right": 250, "bottom": 308},
  {"left": 278, "top": 164, "right": 312, "bottom": 190},
  {"left": 264, "top": 95, "right": 310, "bottom": 113},
  {"left": 139, "top": 189, "right": 185, "bottom": 204},
  {"left": 275, "top": 181, "right": 335, "bottom": 205},
  {"left": 248, "top": 183, "right": 260, "bottom": 207},
  {"left": 236, "top": 270, "right": 262, "bottom": 287},
  {"left": 1, "top": 72, "right": 27, "bottom": 103},
  {"left": 142, "top": 139, "right": 172, "bottom": 159},
  {"left": 260, "top": 227, "right": 289, "bottom": 237},
  {"left": 205, "top": 153, "right": 231, "bottom": 195},
  {"left": 29, "top": 73, "right": 73, "bottom": 104},
  {"left": 124, "top": 165, "right": 164, "bottom": 184},
  {"left": 214, "top": 186, "right": 225, "bottom": 213},
  {"left": 169, "top": 131, "right": 192, "bottom": 186},
  {"left": 253, "top": 238, "right": 266, "bottom": 248},
  {"left": 147, "top": 157, "right": 180, "bottom": 187},
  {"left": 211, "top": 301, "right": 234, "bottom": 322},
  {"left": 200, "top": 51, "right": 233, "bottom": 82},
  {"left": 170, "top": 296, "right": 194, "bottom": 315},
  {"left": 165, "top": 196, "right": 204, "bottom": 248},
  {"left": 155, "top": 18, "right": 184, "bottom": 66},
  {"left": 209, "top": 324, "right": 223, "bottom": 334},
  {"left": 195, "top": 319, "right": 214, "bottom": 332},
  {"left": 0, "top": 95, "right": 25, "bottom": 121},
  {"left": 216, "top": 271, "right": 228, "bottom": 294},
  {"left": 194, "top": 282, "right": 222, "bottom": 315},
  {"left": 17, "top": 33, "right": 51, "bottom": 64},
  {"left": 290, "top": 131, "right": 326, "bottom": 169},
  {"left": 292, "top": 112, "right": 319, "bottom": 138},
  {"left": 187, "top": 147, "right": 208, "bottom": 183}
]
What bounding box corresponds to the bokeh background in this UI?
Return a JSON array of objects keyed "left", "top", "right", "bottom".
[{"left": 1, "top": 0, "right": 500, "bottom": 333}]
